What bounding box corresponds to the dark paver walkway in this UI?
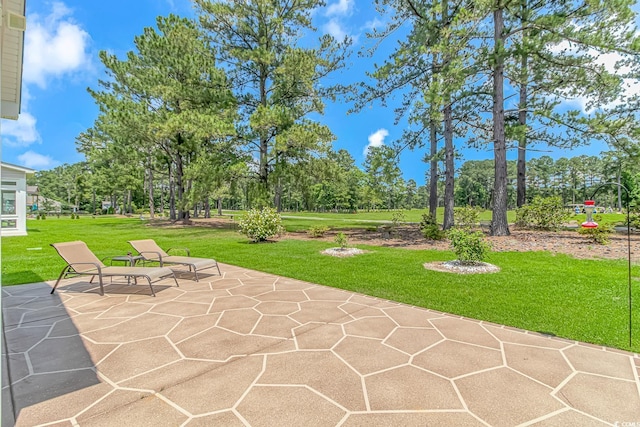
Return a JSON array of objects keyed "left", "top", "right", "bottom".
[{"left": 2, "top": 264, "right": 640, "bottom": 426}]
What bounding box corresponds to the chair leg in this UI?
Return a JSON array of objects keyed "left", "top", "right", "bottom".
[
  {"left": 216, "top": 262, "right": 221, "bottom": 276},
  {"left": 144, "top": 276, "right": 156, "bottom": 297},
  {"left": 194, "top": 268, "right": 199, "bottom": 282},
  {"left": 172, "top": 272, "right": 179, "bottom": 287},
  {"left": 97, "top": 275, "right": 105, "bottom": 296},
  {"left": 50, "top": 266, "right": 71, "bottom": 294}
]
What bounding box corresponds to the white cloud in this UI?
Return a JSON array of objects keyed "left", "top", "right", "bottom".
[
  {"left": 17, "top": 150, "right": 57, "bottom": 170},
  {"left": 363, "top": 128, "right": 389, "bottom": 155},
  {"left": 323, "top": 19, "right": 348, "bottom": 40},
  {"left": 2, "top": 2, "right": 91, "bottom": 149},
  {"left": 1, "top": 113, "right": 41, "bottom": 147},
  {"left": 548, "top": 41, "right": 639, "bottom": 112},
  {"left": 363, "top": 17, "right": 384, "bottom": 31},
  {"left": 23, "top": 1, "right": 92, "bottom": 88},
  {"left": 326, "top": 0, "right": 353, "bottom": 17},
  {"left": 323, "top": 0, "right": 357, "bottom": 41}
]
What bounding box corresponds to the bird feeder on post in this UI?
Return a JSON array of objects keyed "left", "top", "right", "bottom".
[{"left": 581, "top": 200, "right": 598, "bottom": 229}]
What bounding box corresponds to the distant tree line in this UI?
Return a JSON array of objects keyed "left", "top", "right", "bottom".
[{"left": 29, "top": 153, "right": 640, "bottom": 215}]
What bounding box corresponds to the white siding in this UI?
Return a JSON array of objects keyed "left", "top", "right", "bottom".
[{"left": 1, "top": 164, "right": 31, "bottom": 236}]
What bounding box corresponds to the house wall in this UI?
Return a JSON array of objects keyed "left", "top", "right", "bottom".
[{"left": 1, "top": 166, "right": 28, "bottom": 236}]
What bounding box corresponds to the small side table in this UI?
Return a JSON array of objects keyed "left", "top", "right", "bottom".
[
  {"left": 108, "top": 255, "right": 144, "bottom": 285},
  {"left": 109, "top": 255, "right": 144, "bottom": 267}
]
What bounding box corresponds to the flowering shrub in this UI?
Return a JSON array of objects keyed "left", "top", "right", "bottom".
[
  {"left": 238, "top": 208, "right": 284, "bottom": 242},
  {"left": 447, "top": 228, "right": 491, "bottom": 264}
]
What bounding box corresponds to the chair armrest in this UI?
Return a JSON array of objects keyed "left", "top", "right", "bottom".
[
  {"left": 167, "top": 247, "right": 190, "bottom": 256},
  {"left": 137, "top": 251, "right": 164, "bottom": 262}
]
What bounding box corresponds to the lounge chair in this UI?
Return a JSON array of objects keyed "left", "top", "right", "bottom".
[
  {"left": 128, "top": 239, "right": 221, "bottom": 281},
  {"left": 50, "top": 241, "right": 178, "bottom": 297}
]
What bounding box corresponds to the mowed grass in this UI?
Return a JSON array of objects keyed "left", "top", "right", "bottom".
[
  {"left": 227, "top": 207, "right": 519, "bottom": 225},
  {"left": 2, "top": 216, "right": 639, "bottom": 351}
]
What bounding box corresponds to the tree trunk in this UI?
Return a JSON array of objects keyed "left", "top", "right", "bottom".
[
  {"left": 169, "top": 163, "right": 176, "bottom": 221},
  {"left": 491, "top": 5, "right": 510, "bottom": 236},
  {"left": 274, "top": 176, "right": 282, "bottom": 213},
  {"left": 148, "top": 159, "right": 155, "bottom": 219},
  {"left": 258, "top": 64, "right": 270, "bottom": 194},
  {"left": 429, "top": 123, "right": 438, "bottom": 219},
  {"left": 204, "top": 197, "right": 211, "bottom": 218},
  {"left": 443, "top": 102, "right": 455, "bottom": 230},
  {"left": 176, "top": 157, "right": 186, "bottom": 220},
  {"left": 516, "top": 1, "right": 528, "bottom": 208},
  {"left": 617, "top": 169, "right": 622, "bottom": 211},
  {"left": 516, "top": 73, "right": 527, "bottom": 208},
  {"left": 160, "top": 179, "right": 165, "bottom": 217},
  {"left": 217, "top": 197, "right": 223, "bottom": 216}
]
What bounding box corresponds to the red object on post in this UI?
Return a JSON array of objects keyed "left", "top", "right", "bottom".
[{"left": 581, "top": 200, "right": 598, "bottom": 228}]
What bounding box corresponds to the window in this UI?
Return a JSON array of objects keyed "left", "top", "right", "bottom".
[
  {"left": 2, "top": 190, "right": 16, "bottom": 215},
  {"left": 1, "top": 219, "right": 16, "bottom": 229}
]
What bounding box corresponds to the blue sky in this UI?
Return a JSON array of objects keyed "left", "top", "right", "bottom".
[{"left": 0, "top": 0, "right": 618, "bottom": 184}]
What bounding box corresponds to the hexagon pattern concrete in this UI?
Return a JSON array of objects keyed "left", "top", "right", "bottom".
[{"left": 2, "top": 263, "right": 640, "bottom": 426}]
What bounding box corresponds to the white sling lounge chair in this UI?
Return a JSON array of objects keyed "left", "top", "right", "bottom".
[
  {"left": 128, "top": 239, "right": 221, "bottom": 281},
  {"left": 51, "top": 241, "right": 178, "bottom": 297}
]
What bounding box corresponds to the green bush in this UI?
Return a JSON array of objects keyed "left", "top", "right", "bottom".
[
  {"left": 307, "top": 225, "right": 329, "bottom": 238},
  {"left": 515, "top": 196, "right": 569, "bottom": 231},
  {"left": 454, "top": 206, "right": 480, "bottom": 230},
  {"left": 447, "top": 228, "right": 491, "bottom": 264},
  {"left": 629, "top": 208, "right": 640, "bottom": 229},
  {"left": 578, "top": 215, "right": 614, "bottom": 244},
  {"left": 334, "top": 232, "right": 348, "bottom": 249},
  {"left": 420, "top": 213, "right": 445, "bottom": 240},
  {"left": 391, "top": 210, "right": 406, "bottom": 229},
  {"left": 238, "top": 207, "right": 284, "bottom": 242}
]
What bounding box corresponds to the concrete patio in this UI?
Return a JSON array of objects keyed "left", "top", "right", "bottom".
[{"left": 2, "top": 263, "right": 640, "bottom": 426}]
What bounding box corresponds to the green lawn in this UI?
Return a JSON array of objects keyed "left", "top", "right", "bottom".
[
  {"left": 2, "top": 216, "right": 639, "bottom": 351},
  {"left": 226, "top": 207, "right": 517, "bottom": 224}
]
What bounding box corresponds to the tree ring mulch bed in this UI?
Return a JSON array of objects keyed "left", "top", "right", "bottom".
[
  {"left": 321, "top": 247, "right": 367, "bottom": 257},
  {"left": 423, "top": 260, "right": 500, "bottom": 274}
]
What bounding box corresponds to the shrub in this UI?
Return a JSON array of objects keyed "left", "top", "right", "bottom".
[
  {"left": 420, "top": 213, "right": 445, "bottom": 240},
  {"left": 578, "top": 215, "right": 614, "bottom": 244},
  {"left": 454, "top": 206, "right": 480, "bottom": 230},
  {"left": 390, "top": 210, "right": 406, "bottom": 229},
  {"left": 238, "top": 207, "right": 284, "bottom": 242},
  {"left": 334, "top": 232, "right": 348, "bottom": 249},
  {"left": 307, "top": 225, "right": 329, "bottom": 238},
  {"left": 447, "top": 228, "right": 491, "bottom": 264},
  {"left": 515, "top": 196, "right": 569, "bottom": 231},
  {"left": 629, "top": 208, "right": 640, "bottom": 229}
]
